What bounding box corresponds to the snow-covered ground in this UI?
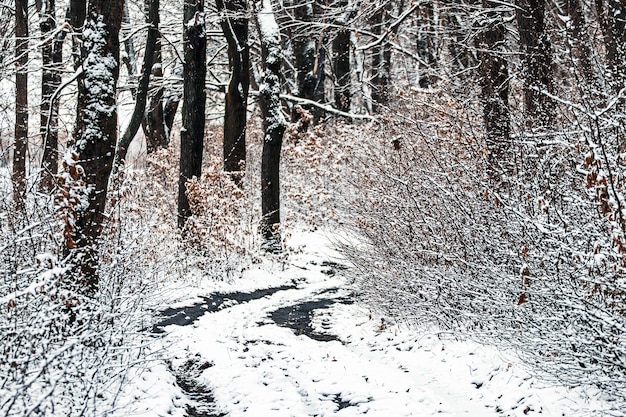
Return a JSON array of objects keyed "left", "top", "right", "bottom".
[{"left": 113, "top": 232, "right": 615, "bottom": 417}]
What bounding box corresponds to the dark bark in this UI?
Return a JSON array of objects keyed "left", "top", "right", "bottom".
[
  {"left": 68, "top": 0, "right": 86, "bottom": 148},
  {"left": 477, "top": 0, "right": 512, "bottom": 181},
  {"left": 417, "top": 2, "right": 437, "bottom": 88},
  {"left": 595, "top": 0, "right": 626, "bottom": 89},
  {"left": 332, "top": 29, "right": 350, "bottom": 112},
  {"left": 558, "top": 0, "right": 598, "bottom": 91},
  {"left": 445, "top": 2, "right": 474, "bottom": 78},
  {"left": 515, "top": 0, "right": 555, "bottom": 127},
  {"left": 68, "top": 0, "right": 86, "bottom": 69},
  {"left": 115, "top": 0, "right": 160, "bottom": 169},
  {"left": 13, "top": 0, "right": 28, "bottom": 207},
  {"left": 143, "top": 0, "right": 178, "bottom": 153},
  {"left": 332, "top": 0, "right": 354, "bottom": 113},
  {"left": 255, "top": 0, "right": 286, "bottom": 250},
  {"left": 143, "top": 27, "right": 168, "bottom": 153},
  {"left": 178, "top": 1, "right": 206, "bottom": 229},
  {"left": 39, "top": 0, "right": 64, "bottom": 192},
  {"left": 72, "top": 0, "right": 124, "bottom": 289},
  {"left": 370, "top": 3, "right": 392, "bottom": 113},
  {"left": 290, "top": 0, "right": 326, "bottom": 124},
  {"left": 122, "top": 0, "right": 138, "bottom": 79},
  {"left": 163, "top": 90, "right": 181, "bottom": 136},
  {"left": 217, "top": 0, "right": 249, "bottom": 182}
]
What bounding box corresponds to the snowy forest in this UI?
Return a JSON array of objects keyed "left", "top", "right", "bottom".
[{"left": 1, "top": 0, "right": 626, "bottom": 415}]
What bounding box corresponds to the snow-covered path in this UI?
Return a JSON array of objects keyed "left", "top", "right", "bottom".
[{"left": 117, "top": 233, "right": 610, "bottom": 417}]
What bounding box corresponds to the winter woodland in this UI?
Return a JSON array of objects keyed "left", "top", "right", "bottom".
[{"left": 1, "top": 0, "right": 625, "bottom": 415}]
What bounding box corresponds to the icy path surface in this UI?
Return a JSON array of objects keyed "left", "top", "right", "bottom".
[{"left": 117, "top": 232, "right": 609, "bottom": 417}]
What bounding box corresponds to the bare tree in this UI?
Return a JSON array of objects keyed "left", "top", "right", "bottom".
[
  {"left": 554, "top": 0, "right": 599, "bottom": 93},
  {"left": 595, "top": 0, "right": 626, "bottom": 89},
  {"left": 370, "top": 2, "right": 392, "bottom": 112},
  {"left": 255, "top": 0, "right": 286, "bottom": 250},
  {"left": 477, "top": 0, "right": 511, "bottom": 180},
  {"left": 444, "top": 0, "right": 475, "bottom": 82},
  {"left": 115, "top": 0, "right": 160, "bottom": 169},
  {"left": 68, "top": 0, "right": 86, "bottom": 147},
  {"left": 13, "top": 0, "right": 28, "bottom": 208},
  {"left": 515, "top": 0, "right": 555, "bottom": 127},
  {"left": 178, "top": 0, "right": 206, "bottom": 229},
  {"left": 68, "top": 0, "right": 86, "bottom": 69},
  {"left": 332, "top": 0, "right": 352, "bottom": 112},
  {"left": 217, "top": 0, "right": 249, "bottom": 183},
  {"left": 143, "top": 0, "right": 180, "bottom": 154},
  {"left": 290, "top": 0, "right": 326, "bottom": 123},
  {"left": 417, "top": 1, "right": 437, "bottom": 88},
  {"left": 121, "top": 0, "right": 138, "bottom": 79},
  {"left": 72, "top": 0, "right": 124, "bottom": 288},
  {"left": 143, "top": 5, "right": 169, "bottom": 153},
  {"left": 38, "top": 0, "right": 65, "bottom": 192}
]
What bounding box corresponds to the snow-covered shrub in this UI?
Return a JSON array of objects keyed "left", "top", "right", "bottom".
[
  {"left": 281, "top": 119, "right": 353, "bottom": 231},
  {"left": 337, "top": 90, "right": 626, "bottom": 407},
  {"left": 180, "top": 116, "right": 351, "bottom": 268},
  {"left": 184, "top": 154, "right": 261, "bottom": 275},
  {"left": 0, "top": 164, "right": 152, "bottom": 416}
]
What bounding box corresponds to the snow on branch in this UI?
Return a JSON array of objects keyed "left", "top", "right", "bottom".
[
  {"left": 250, "top": 90, "right": 378, "bottom": 121},
  {"left": 356, "top": 2, "right": 421, "bottom": 51}
]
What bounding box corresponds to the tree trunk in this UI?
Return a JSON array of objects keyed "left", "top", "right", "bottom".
[
  {"left": 595, "top": 0, "right": 626, "bottom": 89},
  {"left": 68, "top": 0, "right": 86, "bottom": 69},
  {"left": 290, "top": 0, "right": 326, "bottom": 125},
  {"left": 515, "top": 0, "right": 555, "bottom": 128},
  {"left": 69, "top": 0, "right": 87, "bottom": 149},
  {"left": 121, "top": 0, "right": 138, "bottom": 79},
  {"left": 39, "top": 0, "right": 64, "bottom": 193},
  {"left": 370, "top": 3, "right": 392, "bottom": 113},
  {"left": 477, "top": 0, "right": 512, "bottom": 181},
  {"left": 417, "top": 1, "right": 437, "bottom": 88},
  {"left": 556, "top": 0, "right": 598, "bottom": 92},
  {"left": 217, "top": 0, "right": 249, "bottom": 183},
  {"left": 163, "top": 88, "right": 181, "bottom": 138},
  {"left": 143, "top": 0, "right": 178, "bottom": 152},
  {"left": 178, "top": 0, "right": 206, "bottom": 229},
  {"left": 13, "top": 0, "right": 28, "bottom": 208},
  {"left": 72, "top": 0, "right": 124, "bottom": 289},
  {"left": 114, "top": 0, "right": 159, "bottom": 169},
  {"left": 333, "top": 0, "right": 351, "bottom": 112},
  {"left": 445, "top": 2, "right": 474, "bottom": 80},
  {"left": 143, "top": 25, "right": 168, "bottom": 153},
  {"left": 255, "top": 0, "right": 286, "bottom": 250}
]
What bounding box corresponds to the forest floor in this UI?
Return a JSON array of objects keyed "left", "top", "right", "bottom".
[{"left": 112, "top": 231, "right": 613, "bottom": 417}]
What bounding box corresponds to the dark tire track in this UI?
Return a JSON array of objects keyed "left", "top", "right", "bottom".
[{"left": 153, "top": 284, "right": 296, "bottom": 333}]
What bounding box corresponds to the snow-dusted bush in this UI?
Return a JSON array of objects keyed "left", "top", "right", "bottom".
[
  {"left": 180, "top": 117, "right": 351, "bottom": 269},
  {"left": 0, "top": 167, "right": 153, "bottom": 416},
  {"left": 337, "top": 91, "right": 626, "bottom": 407},
  {"left": 184, "top": 154, "right": 262, "bottom": 275},
  {"left": 281, "top": 118, "right": 353, "bottom": 230}
]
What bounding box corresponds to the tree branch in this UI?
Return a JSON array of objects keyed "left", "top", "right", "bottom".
[
  {"left": 264, "top": 91, "right": 378, "bottom": 120},
  {"left": 114, "top": 0, "right": 160, "bottom": 170},
  {"left": 356, "top": 3, "right": 420, "bottom": 51}
]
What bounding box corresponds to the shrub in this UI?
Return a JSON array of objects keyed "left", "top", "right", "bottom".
[{"left": 337, "top": 91, "right": 626, "bottom": 407}]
